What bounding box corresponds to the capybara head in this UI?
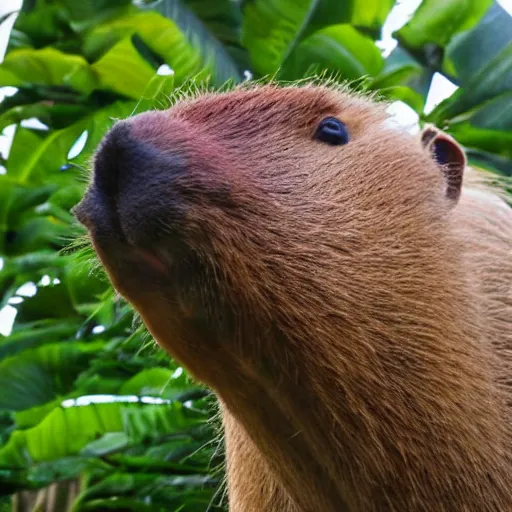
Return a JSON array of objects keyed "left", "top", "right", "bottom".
[
  {"left": 74, "top": 84, "right": 466, "bottom": 385},
  {"left": 75, "top": 83, "right": 512, "bottom": 511}
]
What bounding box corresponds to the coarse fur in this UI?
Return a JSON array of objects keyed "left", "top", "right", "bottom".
[{"left": 75, "top": 82, "right": 512, "bottom": 511}]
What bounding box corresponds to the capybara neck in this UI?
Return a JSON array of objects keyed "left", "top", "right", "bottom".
[{"left": 76, "top": 84, "right": 512, "bottom": 511}]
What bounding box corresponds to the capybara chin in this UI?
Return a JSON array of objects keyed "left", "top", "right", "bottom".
[{"left": 75, "top": 83, "right": 512, "bottom": 511}]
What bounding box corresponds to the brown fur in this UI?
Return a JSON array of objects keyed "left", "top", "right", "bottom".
[{"left": 75, "top": 84, "right": 512, "bottom": 511}]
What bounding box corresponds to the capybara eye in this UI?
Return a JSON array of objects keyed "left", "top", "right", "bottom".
[{"left": 314, "top": 117, "right": 350, "bottom": 146}]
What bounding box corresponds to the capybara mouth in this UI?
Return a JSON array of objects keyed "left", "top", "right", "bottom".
[{"left": 74, "top": 185, "right": 170, "bottom": 280}]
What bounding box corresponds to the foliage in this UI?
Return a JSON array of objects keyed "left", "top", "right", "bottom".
[{"left": 0, "top": 0, "right": 510, "bottom": 510}]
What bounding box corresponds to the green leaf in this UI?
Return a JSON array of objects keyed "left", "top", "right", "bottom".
[
  {"left": 395, "top": 0, "right": 493, "bottom": 51},
  {"left": 350, "top": 0, "right": 395, "bottom": 31},
  {"left": 83, "top": 11, "right": 210, "bottom": 86},
  {"left": 0, "top": 456, "right": 111, "bottom": 494},
  {"left": 370, "top": 47, "right": 430, "bottom": 112},
  {"left": 466, "top": 148, "right": 512, "bottom": 177},
  {"left": 6, "top": 124, "right": 85, "bottom": 184},
  {"left": 119, "top": 367, "right": 200, "bottom": 401},
  {"left": 379, "top": 86, "right": 425, "bottom": 114},
  {"left": 0, "top": 102, "right": 89, "bottom": 133},
  {"left": 123, "top": 401, "right": 206, "bottom": 444},
  {"left": 0, "top": 401, "right": 205, "bottom": 467},
  {"left": 14, "top": 399, "right": 62, "bottom": 429},
  {"left": 131, "top": 73, "right": 176, "bottom": 115},
  {"left": 0, "top": 320, "right": 81, "bottom": 359},
  {"left": 445, "top": 123, "right": 512, "bottom": 158},
  {"left": 90, "top": 37, "right": 157, "bottom": 99},
  {"left": 10, "top": 1, "right": 70, "bottom": 49},
  {"left": 443, "top": 2, "right": 512, "bottom": 84},
  {"left": 242, "top": 0, "right": 321, "bottom": 76},
  {"left": 304, "top": 0, "right": 394, "bottom": 40},
  {"left": 0, "top": 251, "right": 67, "bottom": 297},
  {"left": 120, "top": 368, "right": 175, "bottom": 396},
  {"left": 429, "top": 43, "right": 512, "bottom": 122},
  {"left": 11, "top": 0, "right": 134, "bottom": 50},
  {"left": 7, "top": 216, "right": 74, "bottom": 257},
  {"left": 0, "top": 178, "right": 18, "bottom": 253},
  {"left": 65, "top": 260, "right": 110, "bottom": 316},
  {"left": 74, "top": 472, "right": 220, "bottom": 511},
  {"left": 80, "top": 432, "right": 130, "bottom": 457},
  {"left": 0, "top": 48, "right": 97, "bottom": 94},
  {"left": 470, "top": 91, "right": 512, "bottom": 131},
  {"left": 153, "top": 0, "right": 244, "bottom": 84},
  {"left": 372, "top": 47, "right": 423, "bottom": 89},
  {"left": 61, "top": 0, "right": 134, "bottom": 32},
  {"left": 13, "top": 283, "right": 77, "bottom": 323},
  {"left": 281, "top": 24, "right": 383, "bottom": 81},
  {"left": 0, "top": 341, "right": 105, "bottom": 411},
  {"left": 27, "top": 456, "right": 111, "bottom": 488}
]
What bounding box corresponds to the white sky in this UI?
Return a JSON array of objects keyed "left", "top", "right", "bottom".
[{"left": 0, "top": 0, "right": 511, "bottom": 336}]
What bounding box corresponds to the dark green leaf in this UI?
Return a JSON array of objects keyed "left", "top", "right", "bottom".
[
  {"left": 429, "top": 43, "right": 512, "bottom": 122},
  {"left": 466, "top": 148, "right": 512, "bottom": 176},
  {"left": 241, "top": 0, "right": 321, "bottom": 76},
  {"left": 0, "top": 320, "right": 81, "bottom": 359},
  {"left": 281, "top": 24, "right": 383, "bottom": 81},
  {"left": 443, "top": 2, "right": 512, "bottom": 83},
  {"left": 152, "top": 0, "right": 244, "bottom": 84},
  {"left": 0, "top": 341, "right": 104, "bottom": 411}
]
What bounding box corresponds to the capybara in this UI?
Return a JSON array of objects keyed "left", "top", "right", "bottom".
[{"left": 75, "top": 83, "right": 512, "bottom": 511}]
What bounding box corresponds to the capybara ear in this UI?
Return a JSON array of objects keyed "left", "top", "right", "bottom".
[{"left": 421, "top": 124, "right": 466, "bottom": 204}]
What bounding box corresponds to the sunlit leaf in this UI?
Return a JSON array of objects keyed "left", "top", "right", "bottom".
[
  {"left": 0, "top": 401, "right": 206, "bottom": 467},
  {"left": 395, "top": 0, "right": 492, "bottom": 51},
  {"left": 304, "top": 0, "right": 394, "bottom": 40},
  {"left": 6, "top": 125, "right": 86, "bottom": 184},
  {"left": 91, "top": 37, "right": 157, "bottom": 99},
  {"left": 0, "top": 48, "right": 97, "bottom": 94}
]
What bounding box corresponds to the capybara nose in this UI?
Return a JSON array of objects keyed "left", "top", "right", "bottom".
[
  {"left": 74, "top": 119, "right": 188, "bottom": 247},
  {"left": 92, "top": 121, "right": 133, "bottom": 199}
]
